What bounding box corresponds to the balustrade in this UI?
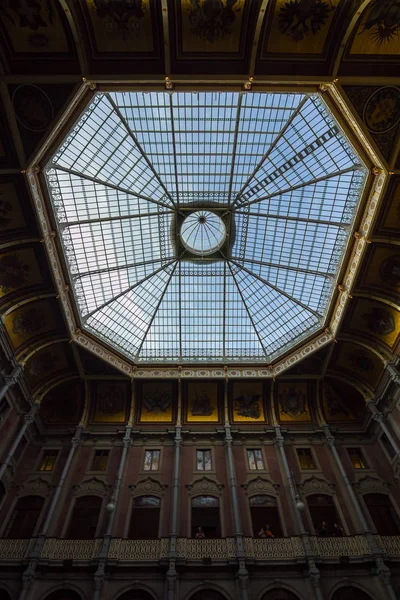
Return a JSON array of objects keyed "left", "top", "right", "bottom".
[
  {"left": 108, "top": 538, "right": 169, "bottom": 561},
  {"left": 0, "top": 538, "right": 32, "bottom": 559},
  {"left": 243, "top": 537, "right": 305, "bottom": 559},
  {"left": 0, "top": 536, "right": 399, "bottom": 562},
  {"left": 40, "top": 538, "right": 102, "bottom": 560},
  {"left": 309, "top": 535, "right": 370, "bottom": 558}
]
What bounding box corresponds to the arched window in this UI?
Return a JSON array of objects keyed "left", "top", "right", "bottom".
[
  {"left": 116, "top": 591, "right": 155, "bottom": 600},
  {"left": 331, "top": 586, "right": 374, "bottom": 600},
  {"left": 364, "top": 493, "right": 400, "bottom": 535},
  {"left": 260, "top": 589, "right": 300, "bottom": 600},
  {"left": 306, "top": 494, "right": 341, "bottom": 535},
  {"left": 66, "top": 496, "right": 102, "bottom": 540},
  {"left": 189, "top": 590, "right": 228, "bottom": 600},
  {"left": 6, "top": 495, "right": 45, "bottom": 538},
  {"left": 128, "top": 496, "right": 161, "bottom": 539},
  {"left": 44, "top": 591, "right": 83, "bottom": 600},
  {"left": 191, "top": 496, "right": 220, "bottom": 538},
  {"left": 249, "top": 495, "right": 283, "bottom": 537}
]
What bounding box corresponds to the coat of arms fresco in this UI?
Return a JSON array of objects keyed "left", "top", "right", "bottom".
[{"left": 277, "top": 382, "right": 311, "bottom": 422}]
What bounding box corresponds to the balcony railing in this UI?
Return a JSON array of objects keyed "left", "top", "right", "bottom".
[
  {"left": 109, "top": 538, "right": 170, "bottom": 561},
  {"left": 309, "top": 535, "right": 370, "bottom": 558},
  {"left": 0, "top": 536, "right": 398, "bottom": 562},
  {"left": 41, "top": 538, "right": 102, "bottom": 561},
  {"left": 243, "top": 537, "right": 305, "bottom": 559}
]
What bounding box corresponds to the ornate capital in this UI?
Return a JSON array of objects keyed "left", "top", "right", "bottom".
[
  {"left": 24, "top": 412, "right": 35, "bottom": 425},
  {"left": 5, "top": 365, "right": 23, "bottom": 386}
]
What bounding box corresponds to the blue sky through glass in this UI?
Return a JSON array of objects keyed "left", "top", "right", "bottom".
[{"left": 45, "top": 90, "right": 368, "bottom": 363}]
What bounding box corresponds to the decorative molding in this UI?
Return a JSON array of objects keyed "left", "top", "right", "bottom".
[
  {"left": 355, "top": 475, "right": 390, "bottom": 496},
  {"left": 16, "top": 477, "right": 52, "bottom": 497},
  {"left": 73, "top": 477, "right": 110, "bottom": 497},
  {"left": 186, "top": 476, "right": 224, "bottom": 498},
  {"left": 242, "top": 476, "right": 280, "bottom": 497},
  {"left": 129, "top": 477, "right": 167, "bottom": 498},
  {"left": 298, "top": 476, "right": 335, "bottom": 497}
]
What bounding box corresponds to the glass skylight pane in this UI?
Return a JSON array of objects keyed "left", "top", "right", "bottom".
[
  {"left": 86, "top": 265, "right": 175, "bottom": 355},
  {"left": 239, "top": 261, "right": 332, "bottom": 314},
  {"left": 230, "top": 92, "right": 305, "bottom": 197},
  {"left": 110, "top": 91, "right": 177, "bottom": 196},
  {"left": 75, "top": 260, "right": 172, "bottom": 317},
  {"left": 61, "top": 213, "right": 174, "bottom": 276},
  {"left": 236, "top": 96, "right": 363, "bottom": 207},
  {"left": 239, "top": 216, "right": 346, "bottom": 274},
  {"left": 52, "top": 93, "right": 172, "bottom": 207},
  {"left": 45, "top": 89, "right": 368, "bottom": 364},
  {"left": 46, "top": 169, "right": 169, "bottom": 224},
  {"left": 139, "top": 267, "right": 181, "bottom": 361},
  {"left": 180, "top": 262, "right": 224, "bottom": 360},
  {"left": 225, "top": 269, "right": 266, "bottom": 360},
  {"left": 239, "top": 171, "right": 366, "bottom": 225},
  {"left": 231, "top": 267, "right": 319, "bottom": 355}
]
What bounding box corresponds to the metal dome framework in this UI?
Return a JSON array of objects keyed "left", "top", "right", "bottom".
[{"left": 33, "top": 83, "right": 384, "bottom": 373}]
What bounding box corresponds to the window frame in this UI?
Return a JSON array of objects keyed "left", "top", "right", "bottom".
[
  {"left": 36, "top": 448, "right": 60, "bottom": 473},
  {"left": 139, "top": 446, "right": 163, "bottom": 474},
  {"left": 1, "top": 494, "right": 47, "bottom": 538},
  {"left": 88, "top": 448, "right": 110, "bottom": 473},
  {"left": 379, "top": 433, "right": 397, "bottom": 464},
  {"left": 142, "top": 448, "right": 162, "bottom": 472},
  {"left": 245, "top": 447, "right": 267, "bottom": 472},
  {"left": 62, "top": 494, "right": 105, "bottom": 540},
  {"left": 295, "top": 446, "right": 320, "bottom": 472},
  {"left": 346, "top": 446, "right": 369, "bottom": 470},
  {"left": 124, "top": 494, "right": 163, "bottom": 539},
  {"left": 194, "top": 447, "right": 214, "bottom": 472}
]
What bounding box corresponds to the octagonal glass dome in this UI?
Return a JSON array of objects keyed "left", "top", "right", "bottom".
[{"left": 45, "top": 90, "right": 368, "bottom": 363}]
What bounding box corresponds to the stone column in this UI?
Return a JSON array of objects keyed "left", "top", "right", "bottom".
[
  {"left": 224, "top": 380, "right": 249, "bottom": 600},
  {"left": 0, "top": 402, "right": 38, "bottom": 481},
  {"left": 0, "top": 364, "right": 22, "bottom": 402},
  {"left": 93, "top": 425, "right": 132, "bottom": 600},
  {"left": 167, "top": 425, "right": 182, "bottom": 600},
  {"left": 18, "top": 426, "right": 83, "bottom": 600},
  {"left": 167, "top": 376, "right": 182, "bottom": 600},
  {"left": 367, "top": 401, "right": 400, "bottom": 460},
  {"left": 322, "top": 424, "right": 369, "bottom": 532},
  {"left": 322, "top": 423, "right": 397, "bottom": 600},
  {"left": 274, "top": 427, "right": 324, "bottom": 600}
]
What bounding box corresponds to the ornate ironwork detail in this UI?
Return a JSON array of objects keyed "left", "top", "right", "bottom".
[{"left": 41, "top": 538, "right": 102, "bottom": 560}]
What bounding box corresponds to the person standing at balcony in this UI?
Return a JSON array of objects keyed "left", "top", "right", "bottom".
[
  {"left": 332, "top": 523, "right": 343, "bottom": 537},
  {"left": 265, "top": 524, "right": 274, "bottom": 538},
  {"left": 195, "top": 527, "right": 205, "bottom": 538},
  {"left": 258, "top": 527, "right": 266, "bottom": 538},
  {"left": 318, "top": 521, "right": 329, "bottom": 536}
]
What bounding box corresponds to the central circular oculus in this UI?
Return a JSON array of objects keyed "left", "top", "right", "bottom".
[{"left": 180, "top": 210, "right": 226, "bottom": 256}]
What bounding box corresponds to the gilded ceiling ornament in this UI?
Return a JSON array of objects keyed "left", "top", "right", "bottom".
[
  {"left": 0, "top": 254, "right": 30, "bottom": 293},
  {"left": 359, "top": 0, "right": 400, "bottom": 46},
  {"left": 278, "top": 0, "right": 334, "bottom": 41}
]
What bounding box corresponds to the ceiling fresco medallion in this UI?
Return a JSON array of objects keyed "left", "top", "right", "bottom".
[{"left": 27, "top": 82, "right": 386, "bottom": 376}]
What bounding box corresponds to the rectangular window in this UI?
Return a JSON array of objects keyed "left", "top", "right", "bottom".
[
  {"left": 196, "top": 449, "right": 212, "bottom": 471},
  {"left": 39, "top": 450, "right": 58, "bottom": 472},
  {"left": 380, "top": 433, "right": 396, "bottom": 460},
  {"left": 247, "top": 449, "right": 265, "bottom": 470},
  {"left": 297, "top": 448, "right": 316, "bottom": 470},
  {"left": 90, "top": 450, "right": 109, "bottom": 472},
  {"left": 143, "top": 449, "right": 161, "bottom": 471},
  {"left": 347, "top": 447, "right": 368, "bottom": 469}
]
